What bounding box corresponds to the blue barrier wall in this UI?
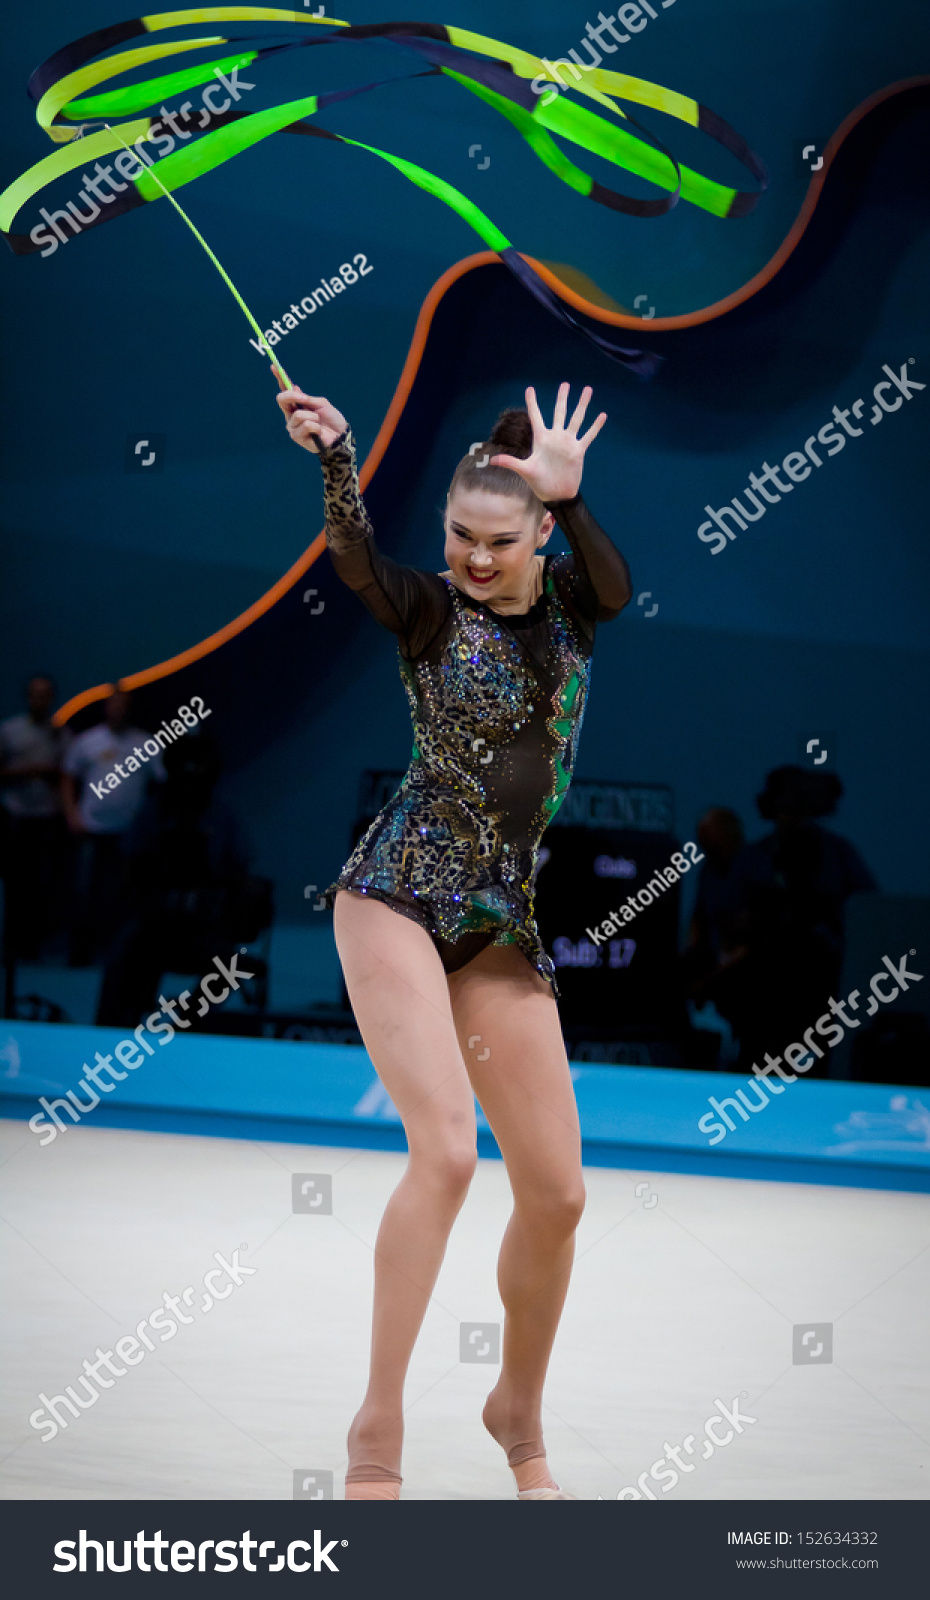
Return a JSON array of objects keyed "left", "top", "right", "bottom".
[{"left": 2, "top": 1022, "right": 928, "bottom": 1191}]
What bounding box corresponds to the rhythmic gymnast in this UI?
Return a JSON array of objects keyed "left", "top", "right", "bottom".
[{"left": 276, "top": 374, "right": 632, "bottom": 1499}]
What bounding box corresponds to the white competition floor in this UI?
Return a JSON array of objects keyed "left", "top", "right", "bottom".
[{"left": 1, "top": 1118, "right": 928, "bottom": 1502}]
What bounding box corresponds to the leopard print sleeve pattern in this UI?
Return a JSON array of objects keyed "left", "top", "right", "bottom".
[{"left": 316, "top": 426, "right": 374, "bottom": 553}]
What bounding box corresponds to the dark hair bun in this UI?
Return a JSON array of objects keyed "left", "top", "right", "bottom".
[
  {"left": 756, "top": 765, "right": 842, "bottom": 821},
  {"left": 486, "top": 407, "right": 533, "bottom": 459}
]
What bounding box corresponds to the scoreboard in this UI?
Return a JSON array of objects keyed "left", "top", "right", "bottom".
[{"left": 533, "top": 823, "right": 685, "bottom": 1031}]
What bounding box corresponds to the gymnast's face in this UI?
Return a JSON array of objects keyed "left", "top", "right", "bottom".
[{"left": 443, "top": 487, "right": 554, "bottom": 608}]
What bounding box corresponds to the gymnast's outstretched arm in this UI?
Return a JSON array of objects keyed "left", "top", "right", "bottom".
[
  {"left": 275, "top": 377, "right": 450, "bottom": 659},
  {"left": 491, "top": 380, "right": 632, "bottom": 634}
]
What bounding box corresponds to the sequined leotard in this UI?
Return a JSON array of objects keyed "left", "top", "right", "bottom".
[{"left": 319, "top": 426, "right": 631, "bottom": 995}]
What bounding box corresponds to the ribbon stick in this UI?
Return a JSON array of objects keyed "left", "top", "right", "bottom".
[{"left": 106, "top": 122, "right": 291, "bottom": 385}]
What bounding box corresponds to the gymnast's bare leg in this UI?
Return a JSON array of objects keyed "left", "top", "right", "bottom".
[
  {"left": 447, "top": 941, "right": 584, "bottom": 1496},
  {"left": 334, "top": 888, "right": 479, "bottom": 1497}
]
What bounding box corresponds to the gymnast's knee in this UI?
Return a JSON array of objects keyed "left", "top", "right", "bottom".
[
  {"left": 410, "top": 1137, "right": 478, "bottom": 1199},
  {"left": 519, "top": 1177, "right": 586, "bottom": 1234}
]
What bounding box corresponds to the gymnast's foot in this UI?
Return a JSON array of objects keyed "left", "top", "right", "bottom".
[
  {"left": 344, "top": 1404, "right": 403, "bottom": 1500},
  {"left": 482, "top": 1383, "right": 575, "bottom": 1498}
]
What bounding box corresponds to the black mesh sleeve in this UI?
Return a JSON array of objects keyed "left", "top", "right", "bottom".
[
  {"left": 315, "top": 426, "right": 452, "bottom": 659},
  {"left": 543, "top": 491, "right": 632, "bottom": 636}
]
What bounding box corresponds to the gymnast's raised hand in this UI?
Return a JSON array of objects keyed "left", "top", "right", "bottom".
[
  {"left": 274, "top": 366, "right": 347, "bottom": 453},
  {"left": 490, "top": 381, "right": 607, "bottom": 502}
]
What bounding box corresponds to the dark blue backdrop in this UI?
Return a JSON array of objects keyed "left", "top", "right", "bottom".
[{"left": 1, "top": 1, "right": 928, "bottom": 924}]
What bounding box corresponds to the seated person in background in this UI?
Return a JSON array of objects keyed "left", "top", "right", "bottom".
[
  {"left": 95, "top": 730, "right": 267, "bottom": 1027},
  {"left": 708, "top": 765, "right": 877, "bottom": 1079}
]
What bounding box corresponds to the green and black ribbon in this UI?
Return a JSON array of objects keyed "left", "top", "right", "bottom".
[{"left": 2, "top": 8, "right": 769, "bottom": 373}]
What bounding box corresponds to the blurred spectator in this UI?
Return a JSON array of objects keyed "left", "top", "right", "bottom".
[
  {"left": 681, "top": 807, "right": 745, "bottom": 1000},
  {"left": 95, "top": 731, "right": 271, "bottom": 1026},
  {"left": 0, "top": 675, "right": 69, "bottom": 959},
  {"left": 61, "top": 690, "right": 165, "bottom": 964},
  {"left": 708, "top": 766, "right": 877, "bottom": 1078}
]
